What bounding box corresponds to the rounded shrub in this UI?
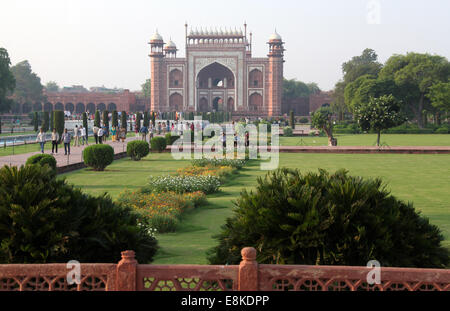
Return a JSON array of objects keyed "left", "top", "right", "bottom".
[
  {"left": 208, "top": 168, "right": 449, "bottom": 268},
  {"left": 127, "top": 140, "right": 150, "bottom": 161},
  {"left": 82, "top": 144, "right": 114, "bottom": 171},
  {"left": 283, "top": 127, "right": 294, "bottom": 137},
  {"left": 165, "top": 132, "right": 180, "bottom": 145},
  {"left": 150, "top": 136, "right": 167, "bottom": 153},
  {"left": 298, "top": 117, "right": 309, "bottom": 124},
  {"left": 26, "top": 154, "right": 57, "bottom": 172},
  {"left": 0, "top": 165, "right": 158, "bottom": 263}
]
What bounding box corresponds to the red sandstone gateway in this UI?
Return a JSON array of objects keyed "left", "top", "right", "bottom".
[
  {"left": 149, "top": 24, "right": 284, "bottom": 117},
  {"left": 0, "top": 248, "right": 449, "bottom": 291}
]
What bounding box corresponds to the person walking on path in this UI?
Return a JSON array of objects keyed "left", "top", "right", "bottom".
[
  {"left": 36, "top": 128, "right": 46, "bottom": 153},
  {"left": 73, "top": 125, "right": 80, "bottom": 147},
  {"left": 98, "top": 126, "right": 104, "bottom": 144},
  {"left": 93, "top": 125, "right": 99, "bottom": 144},
  {"left": 80, "top": 125, "right": 87, "bottom": 145},
  {"left": 51, "top": 128, "right": 59, "bottom": 154},
  {"left": 111, "top": 126, "right": 117, "bottom": 142},
  {"left": 140, "top": 125, "right": 148, "bottom": 142},
  {"left": 119, "top": 126, "right": 126, "bottom": 142},
  {"left": 62, "top": 128, "right": 71, "bottom": 155}
]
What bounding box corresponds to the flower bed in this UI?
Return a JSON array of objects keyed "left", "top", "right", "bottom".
[
  {"left": 146, "top": 175, "right": 221, "bottom": 194},
  {"left": 192, "top": 158, "right": 246, "bottom": 169},
  {"left": 176, "top": 165, "right": 235, "bottom": 182},
  {"left": 118, "top": 190, "right": 206, "bottom": 233}
]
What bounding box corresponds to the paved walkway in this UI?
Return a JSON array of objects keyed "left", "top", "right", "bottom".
[{"left": 0, "top": 136, "right": 140, "bottom": 168}]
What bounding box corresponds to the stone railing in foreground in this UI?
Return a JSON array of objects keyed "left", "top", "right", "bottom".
[{"left": 0, "top": 248, "right": 449, "bottom": 291}]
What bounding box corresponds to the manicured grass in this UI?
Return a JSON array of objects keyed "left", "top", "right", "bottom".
[
  {"left": 61, "top": 152, "right": 450, "bottom": 264},
  {"left": 280, "top": 134, "right": 450, "bottom": 146},
  {"left": 60, "top": 153, "right": 191, "bottom": 199},
  {"left": 0, "top": 142, "right": 51, "bottom": 156}
]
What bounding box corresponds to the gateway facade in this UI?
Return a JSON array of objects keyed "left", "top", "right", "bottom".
[{"left": 149, "top": 24, "right": 284, "bottom": 117}]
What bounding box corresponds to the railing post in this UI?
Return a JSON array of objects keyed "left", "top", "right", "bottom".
[
  {"left": 238, "top": 247, "right": 259, "bottom": 291},
  {"left": 116, "top": 250, "right": 138, "bottom": 291}
]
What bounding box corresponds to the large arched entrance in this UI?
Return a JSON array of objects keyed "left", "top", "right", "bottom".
[
  {"left": 97, "top": 103, "right": 106, "bottom": 111},
  {"left": 169, "top": 93, "right": 183, "bottom": 111},
  {"left": 196, "top": 62, "right": 235, "bottom": 112},
  {"left": 108, "top": 103, "right": 117, "bottom": 111},
  {"left": 76, "top": 102, "right": 85, "bottom": 114},
  {"left": 249, "top": 93, "right": 263, "bottom": 112},
  {"left": 55, "top": 102, "right": 64, "bottom": 111},
  {"left": 65, "top": 103, "right": 74, "bottom": 113},
  {"left": 87, "top": 103, "right": 96, "bottom": 114}
]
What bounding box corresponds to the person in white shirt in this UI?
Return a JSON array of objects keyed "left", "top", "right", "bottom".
[
  {"left": 98, "top": 127, "right": 104, "bottom": 144},
  {"left": 80, "top": 126, "right": 87, "bottom": 145},
  {"left": 73, "top": 125, "right": 80, "bottom": 147},
  {"left": 36, "top": 128, "right": 46, "bottom": 153},
  {"left": 51, "top": 128, "right": 59, "bottom": 154}
]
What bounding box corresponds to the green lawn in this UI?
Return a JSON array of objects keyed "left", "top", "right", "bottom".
[
  {"left": 0, "top": 131, "right": 36, "bottom": 137},
  {"left": 61, "top": 152, "right": 450, "bottom": 264},
  {"left": 0, "top": 142, "right": 50, "bottom": 156},
  {"left": 280, "top": 134, "right": 450, "bottom": 146}
]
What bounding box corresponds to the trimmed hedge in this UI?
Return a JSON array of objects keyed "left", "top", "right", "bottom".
[
  {"left": 150, "top": 136, "right": 167, "bottom": 153},
  {"left": 25, "top": 154, "right": 57, "bottom": 172},
  {"left": 127, "top": 140, "right": 150, "bottom": 161},
  {"left": 82, "top": 144, "right": 114, "bottom": 171}
]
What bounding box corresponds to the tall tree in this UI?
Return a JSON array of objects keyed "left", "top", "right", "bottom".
[
  {"left": 82, "top": 112, "right": 88, "bottom": 142},
  {"left": 283, "top": 78, "right": 310, "bottom": 102},
  {"left": 331, "top": 48, "right": 383, "bottom": 119},
  {"left": 94, "top": 110, "right": 100, "bottom": 127},
  {"left": 10, "top": 60, "right": 44, "bottom": 110},
  {"left": 42, "top": 111, "right": 50, "bottom": 132},
  {"left": 45, "top": 81, "right": 59, "bottom": 92},
  {"left": 354, "top": 95, "right": 405, "bottom": 146},
  {"left": 311, "top": 107, "right": 336, "bottom": 146},
  {"left": 306, "top": 82, "right": 321, "bottom": 95},
  {"left": 112, "top": 110, "right": 118, "bottom": 127},
  {"left": 0, "top": 48, "right": 16, "bottom": 113},
  {"left": 379, "top": 53, "right": 450, "bottom": 128},
  {"left": 342, "top": 48, "right": 383, "bottom": 84},
  {"left": 141, "top": 79, "right": 151, "bottom": 98}
]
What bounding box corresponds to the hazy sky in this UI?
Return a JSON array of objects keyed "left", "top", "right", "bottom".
[{"left": 1, "top": 0, "right": 449, "bottom": 92}]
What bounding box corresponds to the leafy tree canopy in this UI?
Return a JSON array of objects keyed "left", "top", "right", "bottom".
[
  {"left": 45, "top": 81, "right": 59, "bottom": 92},
  {"left": 283, "top": 78, "right": 310, "bottom": 101},
  {"left": 10, "top": 60, "right": 44, "bottom": 105},
  {"left": 141, "top": 79, "right": 151, "bottom": 98},
  {"left": 0, "top": 48, "right": 16, "bottom": 112},
  {"left": 427, "top": 80, "right": 450, "bottom": 112}
]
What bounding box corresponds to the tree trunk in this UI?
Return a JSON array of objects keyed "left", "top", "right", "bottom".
[
  {"left": 436, "top": 112, "right": 441, "bottom": 126},
  {"left": 417, "top": 95, "right": 424, "bottom": 128},
  {"left": 377, "top": 131, "right": 381, "bottom": 147}
]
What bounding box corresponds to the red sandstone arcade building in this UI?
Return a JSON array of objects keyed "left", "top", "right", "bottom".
[{"left": 149, "top": 24, "right": 285, "bottom": 117}]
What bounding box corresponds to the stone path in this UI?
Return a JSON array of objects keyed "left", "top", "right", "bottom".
[{"left": 0, "top": 136, "right": 140, "bottom": 168}]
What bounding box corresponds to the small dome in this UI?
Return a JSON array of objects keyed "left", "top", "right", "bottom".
[
  {"left": 150, "top": 30, "right": 163, "bottom": 42},
  {"left": 269, "top": 30, "right": 282, "bottom": 41},
  {"left": 165, "top": 39, "right": 176, "bottom": 49}
]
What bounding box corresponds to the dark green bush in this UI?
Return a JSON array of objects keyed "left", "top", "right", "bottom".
[
  {"left": 283, "top": 127, "right": 293, "bottom": 137},
  {"left": 151, "top": 136, "right": 167, "bottom": 152},
  {"left": 383, "top": 123, "right": 435, "bottom": 134},
  {"left": 82, "top": 144, "right": 114, "bottom": 171},
  {"left": 26, "top": 154, "right": 57, "bottom": 172},
  {"left": 435, "top": 126, "right": 449, "bottom": 134},
  {"left": 127, "top": 140, "right": 150, "bottom": 161},
  {"left": 0, "top": 165, "right": 158, "bottom": 263},
  {"left": 208, "top": 168, "right": 449, "bottom": 268},
  {"left": 165, "top": 132, "right": 180, "bottom": 145},
  {"left": 298, "top": 117, "right": 309, "bottom": 124}
]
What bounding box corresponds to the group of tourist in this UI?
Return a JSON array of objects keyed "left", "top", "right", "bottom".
[
  {"left": 36, "top": 127, "right": 74, "bottom": 155},
  {"left": 35, "top": 123, "right": 128, "bottom": 156}
]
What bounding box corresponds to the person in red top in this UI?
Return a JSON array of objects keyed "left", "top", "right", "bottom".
[{"left": 190, "top": 122, "right": 194, "bottom": 131}]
